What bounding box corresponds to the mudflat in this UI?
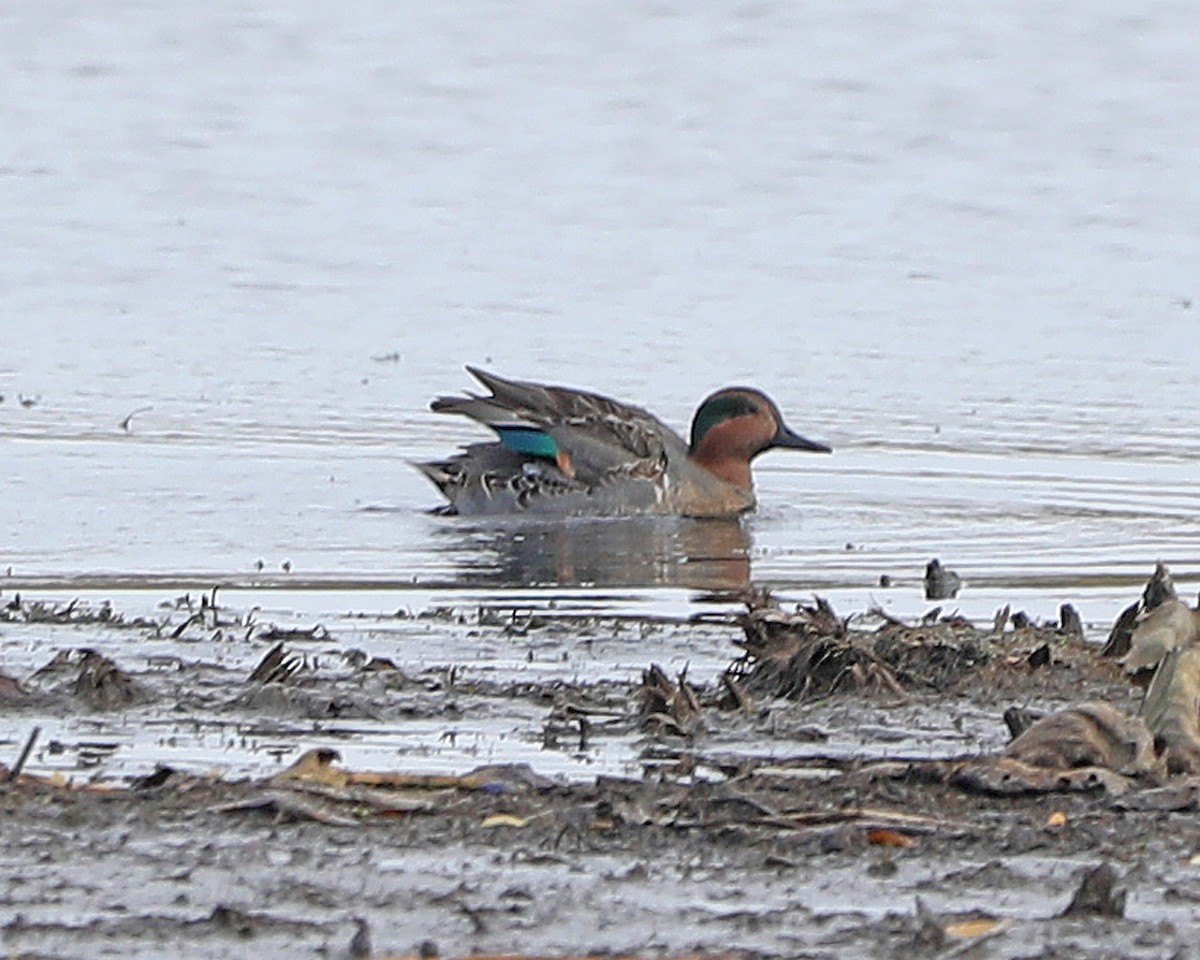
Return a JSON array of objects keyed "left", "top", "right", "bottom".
[{"left": 3, "top": 577, "right": 1198, "bottom": 959}]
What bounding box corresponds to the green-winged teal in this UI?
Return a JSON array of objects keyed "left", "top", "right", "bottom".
[{"left": 415, "top": 367, "right": 831, "bottom": 517}]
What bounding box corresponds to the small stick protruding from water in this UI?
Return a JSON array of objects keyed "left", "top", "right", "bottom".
[
  {"left": 8, "top": 726, "right": 41, "bottom": 782},
  {"left": 119, "top": 405, "right": 153, "bottom": 432},
  {"left": 1059, "top": 603, "right": 1084, "bottom": 640}
]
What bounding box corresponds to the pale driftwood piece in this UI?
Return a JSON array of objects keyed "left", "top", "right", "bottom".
[
  {"left": 942, "top": 918, "right": 1013, "bottom": 958},
  {"left": 755, "top": 805, "right": 969, "bottom": 836},
  {"left": 276, "top": 779, "right": 439, "bottom": 814},
  {"left": 1103, "top": 562, "right": 1180, "bottom": 658},
  {"left": 1140, "top": 646, "right": 1200, "bottom": 774},
  {"left": 949, "top": 757, "right": 1135, "bottom": 797},
  {"left": 208, "top": 790, "right": 360, "bottom": 827},
  {"left": 1121, "top": 599, "right": 1200, "bottom": 674},
  {"left": 1002, "top": 702, "right": 1160, "bottom": 776}
]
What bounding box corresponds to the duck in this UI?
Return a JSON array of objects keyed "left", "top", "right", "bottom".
[{"left": 414, "top": 367, "right": 831, "bottom": 517}]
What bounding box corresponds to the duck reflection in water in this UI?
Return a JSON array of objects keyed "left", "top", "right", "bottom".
[{"left": 434, "top": 516, "right": 753, "bottom": 591}]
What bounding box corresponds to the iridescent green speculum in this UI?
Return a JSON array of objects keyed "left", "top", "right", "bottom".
[
  {"left": 495, "top": 425, "right": 559, "bottom": 458},
  {"left": 688, "top": 394, "right": 761, "bottom": 452}
]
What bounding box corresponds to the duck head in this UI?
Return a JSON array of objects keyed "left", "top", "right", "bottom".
[{"left": 687, "top": 388, "right": 831, "bottom": 489}]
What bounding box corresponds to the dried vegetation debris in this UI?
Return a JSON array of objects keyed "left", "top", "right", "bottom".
[
  {"left": 636, "top": 663, "right": 703, "bottom": 737},
  {"left": 0, "top": 647, "right": 148, "bottom": 710},
  {"left": 692, "top": 567, "right": 1200, "bottom": 800},
  {"left": 727, "top": 591, "right": 1098, "bottom": 702},
  {"left": 70, "top": 648, "right": 148, "bottom": 709},
  {"left": 1, "top": 593, "right": 152, "bottom": 628},
  {"left": 247, "top": 641, "right": 309, "bottom": 684},
  {"left": 10, "top": 565, "right": 1200, "bottom": 810},
  {"left": 0, "top": 589, "right": 428, "bottom": 721},
  {"left": 0, "top": 587, "right": 323, "bottom": 645}
]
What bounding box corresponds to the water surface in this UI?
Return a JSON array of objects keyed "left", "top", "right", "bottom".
[{"left": 3, "top": 0, "right": 1199, "bottom": 624}]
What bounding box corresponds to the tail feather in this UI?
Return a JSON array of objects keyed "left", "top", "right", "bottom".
[
  {"left": 430, "top": 394, "right": 529, "bottom": 428},
  {"left": 465, "top": 366, "right": 552, "bottom": 414},
  {"left": 410, "top": 458, "right": 454, "bottom": 490}
]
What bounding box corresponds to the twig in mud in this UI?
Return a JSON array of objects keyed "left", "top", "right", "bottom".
[
  {"left": 866, "top": 604, "right": 909, "bottom": 627},
  {"left": 770, "top": 805, "right": 971, "bottom": 835},
  {"left": 720, "top": 672, "right": 754, "bottom": 712},
  {"left": 170, "top": 612, "right": 205, "bottom": 639},
  {"left": 552, "top": 700, "right": 626, "bottom": 720},
  {"left": 275, "top": 779, "right": 437, "bottom": 814},
  {"left": 941, "top": 918, "right": 1012, "bottom": 958},
  {"left": 847, "top": 659, "right": 908, "bottom": 698},
  {"left": 7, "top": 726, "right": 41, "bottom": 782},
  {"left": 255, "top": 623, "right": 330, "bottom": 643},
  {"left": 207, "top": 790, "right": 361, "bottom": 827}
]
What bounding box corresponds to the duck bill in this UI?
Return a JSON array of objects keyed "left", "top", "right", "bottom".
[{"left": 771, "top": 424, "right": 832, "bottom": 453}]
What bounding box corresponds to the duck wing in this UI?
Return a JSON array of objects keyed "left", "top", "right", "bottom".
[{"left": 430, "top": 367, "right": 687, "bottom": 484}]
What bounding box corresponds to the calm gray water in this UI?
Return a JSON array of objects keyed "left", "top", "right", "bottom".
[{"left": 3, "top": 0, "right": 1200, "bottom": 626}]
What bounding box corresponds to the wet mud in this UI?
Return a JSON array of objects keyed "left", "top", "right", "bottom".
[{"left": 4, "top": 572, "right": 1200, "bottom": 959}]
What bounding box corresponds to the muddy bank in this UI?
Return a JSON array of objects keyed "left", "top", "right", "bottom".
[
  {"left": 3, "top": 573, "right": 1200, "bottom": 958},
  {"left": 4, "top": 749, "right": 1199, "bottom": 960}
]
